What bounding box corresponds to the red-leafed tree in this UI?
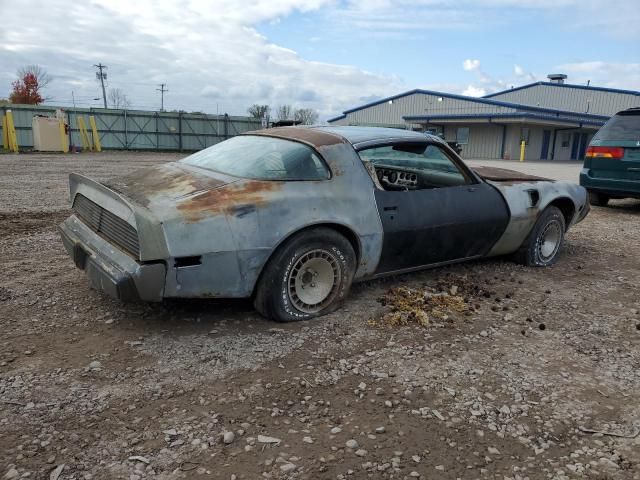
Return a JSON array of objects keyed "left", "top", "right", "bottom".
[{"left": 9, "top": 67, "right": 49, "bottom": 104}]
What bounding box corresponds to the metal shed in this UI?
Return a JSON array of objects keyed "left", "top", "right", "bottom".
[{"left": 328, "top": 76, "right": 640, "bottom": 161}]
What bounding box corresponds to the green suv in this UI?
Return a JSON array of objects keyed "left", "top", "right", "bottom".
[{"left": 580, "top": 108, "right": 640, "bottom": 206}]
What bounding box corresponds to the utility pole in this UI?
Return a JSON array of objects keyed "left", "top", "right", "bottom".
[
  {"left": 94, "top": 63, "right": 108, "bottom": 109},
  {"left": 156, "top": 83, "right": 168, "bottom": 112}
]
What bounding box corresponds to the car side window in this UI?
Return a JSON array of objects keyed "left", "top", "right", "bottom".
[{"left": 358, "top": 142, "right": 471, "bottom": 191}]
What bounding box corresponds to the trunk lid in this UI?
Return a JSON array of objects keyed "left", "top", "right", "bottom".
[
  {"left": 103, "top": 162, "right": 239, "bottom": 210},
  {"left": 471, "top": 166, "right": 551, "bottom": 183},
  {"left": 587, "top": 141, "right": 640, "bottom": 181}
]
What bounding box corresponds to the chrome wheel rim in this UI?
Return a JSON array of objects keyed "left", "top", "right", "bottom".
[
  {"left": 288, "top": 249, "right": 341, "bottom": 314},
  {"left": 538, "top": 220, "right": 562, "bottom": 261}
]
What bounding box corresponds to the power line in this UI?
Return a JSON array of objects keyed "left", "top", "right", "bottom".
[
  {"left": 156, "top": 83, "right": 168, "bottom": 112},
  {"left": 94, "top": 63, "right": 108, "bottom": 109}
]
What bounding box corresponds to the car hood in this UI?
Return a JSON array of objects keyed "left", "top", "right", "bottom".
[{"left": 103, "top": 162, "right": 282, "bottom": 222}]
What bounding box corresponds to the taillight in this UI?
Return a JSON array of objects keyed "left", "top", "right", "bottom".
[{"left": 585, "top": 146, "right": 624, "bottom": 159}]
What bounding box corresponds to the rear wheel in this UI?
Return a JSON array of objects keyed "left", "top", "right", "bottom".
[
  {"left": 588, "top": 190, "right": 610, "bottom": 207},
  {"left": 514, "top": 206, "right": 565, "bottom": 267},
  {"left": 254, "top": 228, "right": 356, "bottom": 322}
]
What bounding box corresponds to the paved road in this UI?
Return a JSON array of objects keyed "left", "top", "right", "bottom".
[{"left": 466, "top": 159, "right": 583, "bottom": 183}]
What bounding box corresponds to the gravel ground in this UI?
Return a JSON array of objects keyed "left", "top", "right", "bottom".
[{"left": 1, "top": 152, "right": 639, "bottom": 480}]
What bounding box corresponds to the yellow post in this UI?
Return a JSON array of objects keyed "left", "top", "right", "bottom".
[
  {"left": 6, "top": 110, "right": 19, "bottom": 153},
  {"left": 88, "top": 116, "right": 101, "bottom": 152},
  {"left": 77, "top": 117, "right": 92, "bottom": 151},
  {"left": 2, "top": 115, "right": 8, "bottom": 150},
  {"left": 519, "top": 140, "right": 526, "bottom": 162},
  {"left": 58, "top": 118, "right": 69, "bottom": 153}
]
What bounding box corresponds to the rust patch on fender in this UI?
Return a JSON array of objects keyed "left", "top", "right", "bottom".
[
  {"left": 472, "top": 166, "right": 551, "bottom": 183},
  {"left": 176, "top": 180, "right": 282, "bottom": 222},
  {"left": 104, "top": 163, "right": 229, "bottom": 208},
  {"left": 246, "top": 127, "right": 346, "bottom": 148}
]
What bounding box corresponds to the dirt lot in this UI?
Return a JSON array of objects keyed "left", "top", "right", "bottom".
[{"left": 1, "top": 152, "right": 639, "bottom": 480}]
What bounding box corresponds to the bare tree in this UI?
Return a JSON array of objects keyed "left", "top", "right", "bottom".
[
  {"left": 247, "top": 104, "right": 270, "bottom": 119},
  {"left": 294, "top": 108, "right": 319, "bottom": 125},
  {"left": 18, "top": 65, "right": 52, "bottom": 89},
  {"left": 12, "top": 65, "right": 51, "bottom": 102},
  {"left": 275, "top": 104, "right": 292, "bottom": 121},
  {"left": 107, "top": 88, "right": 131, "bottom": 109}
]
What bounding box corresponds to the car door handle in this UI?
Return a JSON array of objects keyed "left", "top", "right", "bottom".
[
  {"left": 383, "top": 206, "right": 398, "bottom": 211},
  {"left": 467, "top": 187, "right": 477, "bottom": 192},
  {"left": 628, "top": 167, "right": 640, "bottom": 172}
]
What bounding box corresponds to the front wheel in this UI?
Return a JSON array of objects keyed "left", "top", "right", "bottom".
[
  {"left": 253, "top": 228, "right": 356, "bottom": 322},
  {"left": 513, "top": 206, "right": 566, "bottom": 267}
]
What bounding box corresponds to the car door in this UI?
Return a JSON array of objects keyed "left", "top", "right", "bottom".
[{"left": 359, "top": 142, "right": 509, "bottom": 274}]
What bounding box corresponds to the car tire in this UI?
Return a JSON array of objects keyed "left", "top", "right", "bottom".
[
  {"left": 253, "top": 228, "right": 356, "bottom": 322},
  {"left": 588, "top": 190, "right": 610, "bottom": 207},
  {"left": 513, "top": 206, "right": 566, "bottom": 267}
]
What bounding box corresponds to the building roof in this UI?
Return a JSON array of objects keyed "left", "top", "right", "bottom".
[
  {"left": 403, "top": 112, "right": 607, "bottom": 128},
  {"left": 327, "top": 87, "right": 615, "bottom": 124},
  {"left": 483, "top": 81, "right": 640, "bottom": 99}
]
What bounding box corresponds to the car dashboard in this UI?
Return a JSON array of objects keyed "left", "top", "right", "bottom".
[
  {"left": 375, "top": 166, "right": 419, "bottom": 190},
  {"left": 373, "top": 164, "right": 467, "bottom": 190}
]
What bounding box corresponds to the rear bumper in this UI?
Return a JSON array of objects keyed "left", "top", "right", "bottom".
[
  {"left": 580, "top": 169, "right": 640, "bottom": 199},
  {"left": 59, "top": 215, "right": 166, "bottom": 302}
]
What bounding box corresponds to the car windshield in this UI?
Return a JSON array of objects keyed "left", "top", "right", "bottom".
[
  {"left": 181, "top": 135, "right": 330, "bottom": 180},
  {"left": 592, "top": 111, "right": 640, "bottom": 142}
]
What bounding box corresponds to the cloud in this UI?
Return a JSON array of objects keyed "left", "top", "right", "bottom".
[
  {"left": 325, "top": 0, "right": 639, "bottom": 39},
  {"left": 461, "top": 59, "right": 640, "bottom": 98},
  {"left": 463, "top": 59, "right": 481, "bottom": 72},
  {"left": 460, "top": 60, "right": 541, "bottom": 96},
  {"left": 1, "top": 0, "right": 637, "bottom": 120},
  {"left": 0, "top": 0, "right": 401, "bottom": 117},
  {"left": 461, "top": 59, "right": 494, "bottom": 86},
  {"left": 513, "top": 64, "right": 536, "bottom": 82},
  {"left": 554, "top": 62, "right": 640, "bottom": 90},
  {"left": 462, "top": 85, "right": 487, "bottom": 97}
]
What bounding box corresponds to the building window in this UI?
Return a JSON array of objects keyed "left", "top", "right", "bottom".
[
  {"left": 520, "top": 127, "right": 530, "bottom": 145},
  {"left": 456, "top": 127, "right": 469, "bottom": 145},
  {"left": 560, "top": 133, "right": 570, "bottom": 148}
]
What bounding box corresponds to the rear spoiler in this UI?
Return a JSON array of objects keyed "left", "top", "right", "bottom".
[
  {"left": 68, "top": 173, "right": 169, "bottom": 261},
  {"left": 69, "top": 173, "right": 137, "bottom": 227}
]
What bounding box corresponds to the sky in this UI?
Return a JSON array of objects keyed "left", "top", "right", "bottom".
[{"left": 0, "top": 0, "right": 638, "bottom": 120}]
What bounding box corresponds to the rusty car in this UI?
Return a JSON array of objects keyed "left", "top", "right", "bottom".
[{"left": 59, "top": 126, "right": 590, "bottom": 322}]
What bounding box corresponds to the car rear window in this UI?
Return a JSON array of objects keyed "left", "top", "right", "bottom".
[
  {"left": 181, "top": 135, "right": 330, "bottom": 180},
  {"left": 592, "top": 111, "right": 640, "bottom": 142}
]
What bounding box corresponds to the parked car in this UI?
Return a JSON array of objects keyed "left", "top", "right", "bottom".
[
  {"left": 580, "top": 107, "right": 640, "bottom": 206},
  {"left": 446, "top": 141, "right": 463, "bottom": 155},
  {"left": 431, "top": 132, "right": 462, "bottom": 155},
  {"left": 59, "top": 126, "right": 589, "bottom": 322}
]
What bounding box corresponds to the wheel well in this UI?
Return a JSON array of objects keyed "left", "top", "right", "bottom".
[
  {"left": 250, "top": 223, "right": 361, "bottom": 298},
  {"left": 548, "top": 197, "right": 575, "bottom": 228}
]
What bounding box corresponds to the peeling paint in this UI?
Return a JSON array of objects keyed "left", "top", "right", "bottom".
[
  {"left": 105, "top": 163, "right": 232, "bottom": 208},
  {"left": 176, "top": 180, "right": 282, "bottom": 222}
]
